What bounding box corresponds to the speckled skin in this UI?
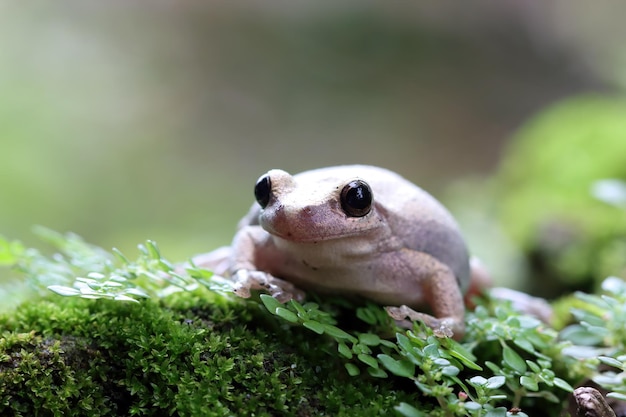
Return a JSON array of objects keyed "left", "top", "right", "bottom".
[{"left": 224, "top": 165, "right": 471, "bottom": 338}]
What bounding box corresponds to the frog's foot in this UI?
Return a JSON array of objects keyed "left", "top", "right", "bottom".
[
  {"left": 489, "top": 287, "right": 553, "bottom": 324},
  {"left": 385, "top": 305, "right": 461, "bottom": 339},
  {"left": 232, "top": 269, "right": 305, "bottom": 303}
]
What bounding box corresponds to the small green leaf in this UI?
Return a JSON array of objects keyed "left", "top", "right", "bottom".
[
  {"left": 380, "top": 339, "right": 396, "bottom": 349},
  {"left": 358, "top": 333, "right": 381, "bottom": 346},
  {"left": 351, "top": 342, "right": 371, "bottom": 355},
  {"left": 485, "top": 408, "right": 507, "bottom": 417},
  {"left": 595, "top": 374, "right": 622, "bottom": 385},
  {"left": 607, "top": 392, "right": 626, "bottom": 401},
  {"left": 598, "top": 356, "right": 624, "bottom": 369},
  {"left": 275, "top": 307, "right": 299, "bottom": 323},
  {"left": 526, "top": 360, "right": 540, "bottom": 373},
  {"left": 358, "top": 353, "right": 378, "bottom": 369},
  {"left": 553, "top": 377, "right": 574, "bottom": 392},
  {"left": 112, "top": 247, "right": 130, "bottom": 264},
  {"left": 125, "top": 288, "right": 150, "bottom": 298},
  {"left": 367, "top": 367, "right": 387, "bottom": 378},
  {"left": 423, "top": 343, "right": 440, "bottom": 358},
  {"left": 441, "top": 365, "right": 459, "bottom": 377},
  {"left": 484, "top": 361, "right": 501, "bottom": 374},
  {"left": 394, "top": 402, "right": 426, "bottom": 417},
  {"left": 145, "top": 240, "right": 161, "bottom": 259},
  {"left": 396, "top": 333, "right": 414, "bottom": 353},
  {"left": 378, "top": 354, "right": 415, "bottom": 378},
  {"left": 356, "top": 306, "right": 377, "bottom": 325},
  {"left": 109, "top": 275, "right": 128, "bottom": 283},
  {"left": 433, "top": 358, "right": 450, "bottom": 366},
  {"left": 48, "top": 285, "right": 81, "bottom": 296},
  {"left": 338, "top": 342, "right": 353, "bottom": 359},
  {"left": 302, "top": 320, "right": 325, "bottom": 334},
  {"left": 464, "top": 402, "right": 482, "bottom": 411},
  {"left": 345, "top": 363, "right": 360, "bottom": 376},
  {"left": 322, "top": 324, "right": 355, "bottom": 341},
  {"left": 445, "top": 338, "right": 482, "bottom": 371},
  {"left": 514, "top": 337, "right": 536, "bottom": 354},
  {"left": 485, "top": 376, "right": 506, "bottom": 390},
  {"left": 137, "top": 243, "right": 149, "bottom": 257},
  {"left": 289, "top": 300, "right": 307, "bottom": 318},
  {"left": 520, "top": 375, "right": 538, "bottom": 391},
  {"left": 114, "top": 294, "right": 140, "bottom": 303},
  {"left": 469, "top": 376, "right": 487, "bottom": 386},
  {"left": 260, "top": 294, "right": 281, "bottom": 313},
  {"left": 503, "top": 345, "right": 527, "bottom": 374}
]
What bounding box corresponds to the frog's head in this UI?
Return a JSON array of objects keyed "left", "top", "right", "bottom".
[{"left": 252, "top": 168, "right": 387, "bottom": 243}]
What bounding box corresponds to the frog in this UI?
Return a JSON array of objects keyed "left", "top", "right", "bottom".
[{"left": 193, "top": 164, "right": 481, "bottom": 339}]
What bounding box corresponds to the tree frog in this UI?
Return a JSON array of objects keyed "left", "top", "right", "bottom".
[{"left": 198, "top": 165, "right": 476, "bottom": 339}]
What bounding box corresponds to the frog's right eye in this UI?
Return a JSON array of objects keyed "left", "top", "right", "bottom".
[
  {"left": 254, "top": 174, "right": 272, "bottom": 208},
  {"left": 340, "top": 180, "right": 372, "bottom": 217}
]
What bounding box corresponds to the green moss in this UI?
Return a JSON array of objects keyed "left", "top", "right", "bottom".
[
  {"left": 0, "top": 290, "right": 415, "bottom": 416},
  {"left": 497, "top": 95, "right": 626, "bottom": 296}
]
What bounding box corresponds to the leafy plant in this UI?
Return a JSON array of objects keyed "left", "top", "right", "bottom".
[
  {"left": 1, "top": 226, "right": 231, "bottom": 302},
  {"left": 560, "top": 276, "right": 626, "bottom": 404},
  {"left": 1, "top": 228, "right": 616, "bottom": 416},
  {"left": 261, "top": 291, "right": 577, "bottom": 416}
]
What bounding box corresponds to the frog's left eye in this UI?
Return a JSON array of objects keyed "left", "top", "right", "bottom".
[
  {"left": 340, "top": 180, "right": 372, "bottom": 217},
  {"left": 254, "top": 174, "right": 272, "bottom": 208}
]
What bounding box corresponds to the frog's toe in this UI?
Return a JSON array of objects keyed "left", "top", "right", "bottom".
[
  {"left": 232, "top": 269, "right": 272, "bottom": 298},
  {"left": 266, "top": 279, "right": 306, "bottom": 303},
  {"left": 385, "top": 305, "right": 460, "bottom": 339},
  {"left": 231, "top": 269, "right": 306, "bottom": 303}
]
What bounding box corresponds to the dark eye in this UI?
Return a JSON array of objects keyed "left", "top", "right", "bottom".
[
  {"left": 340, "top": 180, "right": 372, "bottom": 217},
  {"left": 254, "top": 174, "right": 272, "bottom": 208}
]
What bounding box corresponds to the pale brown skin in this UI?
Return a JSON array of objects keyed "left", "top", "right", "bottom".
[{"left": 199, "top": 165, "right": 473, "bottom": 339}]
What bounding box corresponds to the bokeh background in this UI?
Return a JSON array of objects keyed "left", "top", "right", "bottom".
[{"left": 2, "top": 1, "right": 625, "bottom": 288}]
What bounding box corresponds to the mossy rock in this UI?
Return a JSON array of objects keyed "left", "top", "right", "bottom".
[
  {"left": 497, "top": 95, "right": 626, "bottom": 297},
  {"left": 0, "top": 291, "right": 415, "bottom": 416}
]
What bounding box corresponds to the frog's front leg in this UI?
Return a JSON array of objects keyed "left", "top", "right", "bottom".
[
  {"left": 386, "top": 252, "right": 465, "bottom": 340},
  {"left": 230, "top": 226, "right": 305, "bottom": 303}
]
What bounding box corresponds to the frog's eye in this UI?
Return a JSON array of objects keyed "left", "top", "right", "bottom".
[
  {"left": 254, "top": 174, "right": 272, "bottom": 208},
  {"left": 340, "top": 180, "right": 372, "bottom": 217}
]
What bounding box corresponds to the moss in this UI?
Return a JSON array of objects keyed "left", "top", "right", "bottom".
[
  {"left": 496, "top": 95, "right": 626, "bottom": 297},
  {"left": 0, "top": 290, "right": 416, "bottom": 416}
]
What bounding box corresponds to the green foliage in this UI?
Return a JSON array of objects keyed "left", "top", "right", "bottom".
[
  {"left": 2, "top": 226, "right": 231, "bottom": 303},
  {"left": 560, "top": 276, "right": 626, "bottom": 404},
  {"left": 2, "top": 229, "right": 624, "bottom": 416},
  {"left": 497, "top": 96, "right": 626, "bottom": 296},
  {"left": 261, "top": 292, "right": 579, "bottom": 416}
]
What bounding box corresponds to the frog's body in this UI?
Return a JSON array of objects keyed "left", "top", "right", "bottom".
[{"left": 198, "top": 165, "right": 473, "bottom": 338}]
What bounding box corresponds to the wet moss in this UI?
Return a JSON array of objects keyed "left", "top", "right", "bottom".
[{"left": 0, "top": 290, "right": 415, "bottom": 416}]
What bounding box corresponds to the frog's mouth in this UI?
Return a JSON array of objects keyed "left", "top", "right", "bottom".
[{"left": 259, "top": 207, "right": 383, "bottom": 243}]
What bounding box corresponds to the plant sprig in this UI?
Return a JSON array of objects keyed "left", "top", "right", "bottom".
[
  {"left": 560, "top": 276, "right": 626, "bottom": 405},
  {"left": 260, "top": 292, "right": 576, "bottom": 417},
  {"left": 1, "top": 227, "right": 228, "bottom": 303}
]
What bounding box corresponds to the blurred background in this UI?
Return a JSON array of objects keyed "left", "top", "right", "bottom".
[{"left": 2, "top": 1, "right": 626, "bottom": 294}]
